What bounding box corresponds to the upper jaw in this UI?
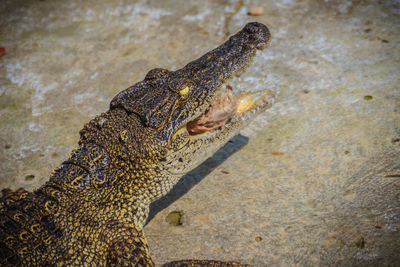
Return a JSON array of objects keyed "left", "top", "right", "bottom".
[{"left": 183, "top": 22, "right": 270, "bottom": 86}]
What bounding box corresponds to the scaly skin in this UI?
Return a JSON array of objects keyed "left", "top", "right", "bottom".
[{"left": 0, "top": 22, "right": 273, "bottom": 266}]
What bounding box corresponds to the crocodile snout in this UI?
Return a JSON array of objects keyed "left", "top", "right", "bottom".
[{"left": 243, "top": 22, "right": 271, "bottom": 50}]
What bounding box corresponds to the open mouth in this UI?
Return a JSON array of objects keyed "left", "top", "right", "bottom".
[
  {"left": 186, "top": 83, "right": 276, "bottom": 136},
  {"left": 180, "top": 22, "right": 274, "bottom": 137}
]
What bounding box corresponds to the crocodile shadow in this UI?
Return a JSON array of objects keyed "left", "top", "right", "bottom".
[{"left": 146, "top": 134, "right": 249, "bottom": 224}]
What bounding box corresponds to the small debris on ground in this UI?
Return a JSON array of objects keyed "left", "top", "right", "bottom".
[
  {"left": 391, "top": 138, "right": 400, "bottom": 144},
  {"left": 25, "top": 175, "right": 35, "bottom": 181},
  {"left": 248, "top": 7, "right": 263, "bottom": 16},
  {"left": 356, "top": 237, "right": 365, "bottom": 249},
  {"left": 384, "top": 174, "right": 400, "bottom": 178},
  {"left": 271, "top": 151, "right": 284, "bottom": 156},
  {"left": 165, "top": 211, "right": 183, "bottom": 226},
  {"left": 369, "top": 36, "right": 389, "bottom": 43}
]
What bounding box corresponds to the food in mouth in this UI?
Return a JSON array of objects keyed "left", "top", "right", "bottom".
[{"left": 187, "top": 85, "right": 237, "bottom": 135}]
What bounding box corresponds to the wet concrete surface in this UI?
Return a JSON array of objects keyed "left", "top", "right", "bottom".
[{"left": 1, "top": 0, "right": 399, "bottom": 266}]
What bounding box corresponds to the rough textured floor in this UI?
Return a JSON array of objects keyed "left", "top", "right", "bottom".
[{"left": 0, "top": 0, "right": 399, "bottom": 266}]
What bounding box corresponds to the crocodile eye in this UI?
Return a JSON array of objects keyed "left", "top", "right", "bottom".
[{"left": 179, "top": 86, "right": 190, "bottom": 97}]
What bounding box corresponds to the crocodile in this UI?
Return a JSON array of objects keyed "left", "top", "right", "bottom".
[{"left": 0, "top": 22, "right": 274, "bottom": 266}]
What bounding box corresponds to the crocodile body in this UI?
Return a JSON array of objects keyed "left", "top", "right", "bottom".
[{"left": 0, "top": 22, "right": 273, "bottom": 266}]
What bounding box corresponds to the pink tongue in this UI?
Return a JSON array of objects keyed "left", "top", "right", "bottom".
[{"left": 187, "top": 85, "right": 238, "bottom": 135}]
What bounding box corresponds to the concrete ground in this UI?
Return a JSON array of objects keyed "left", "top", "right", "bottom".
[{"left": 1, "top": 0, "right": 399, "bottom": 266}]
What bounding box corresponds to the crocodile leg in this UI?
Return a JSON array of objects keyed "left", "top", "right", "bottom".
[
  {"left": 107, "top": 223, "right": 155, "bottom": 266},
  {"left": 162, "top": 260, "right": 251, "bottom": 267}
]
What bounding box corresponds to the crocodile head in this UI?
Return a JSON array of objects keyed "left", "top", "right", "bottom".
[{"left": 110, "top": 22, "right": 274, "bottom": 200}]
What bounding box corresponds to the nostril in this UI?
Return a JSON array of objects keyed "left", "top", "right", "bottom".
[
  {"left": 244, "top": 22, "right": 271, "bottom": 48},
  {"left": 245, "top": 22, "right": 267, "bottom": 34}
]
